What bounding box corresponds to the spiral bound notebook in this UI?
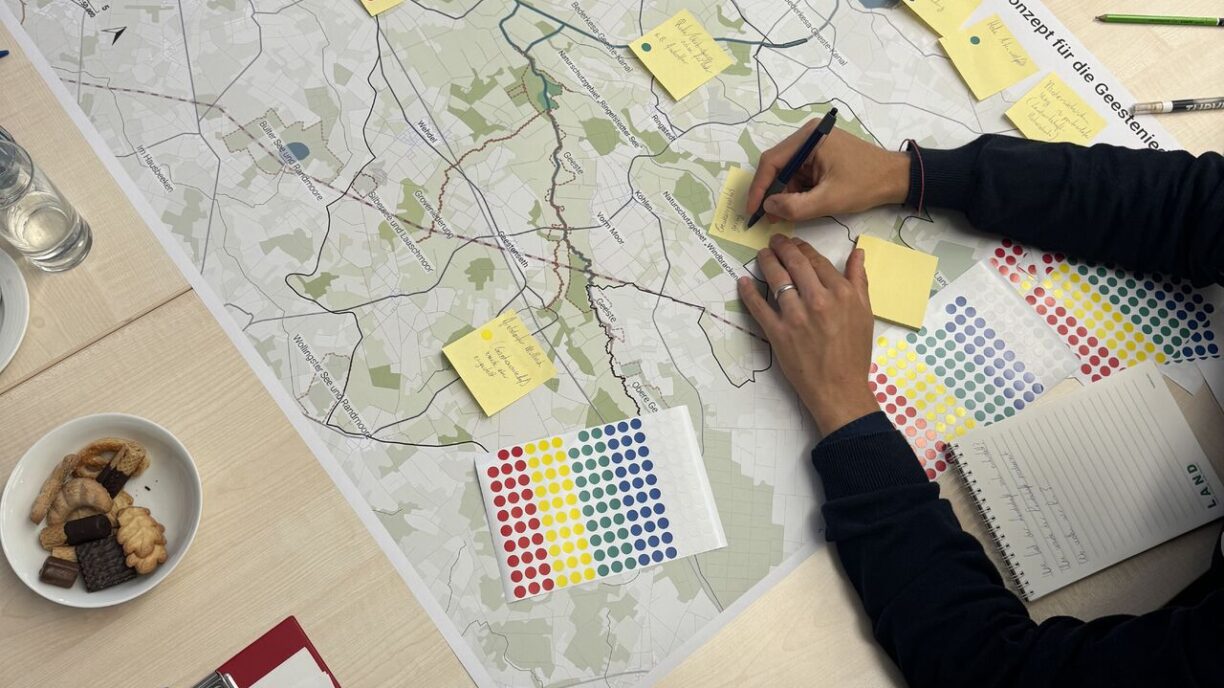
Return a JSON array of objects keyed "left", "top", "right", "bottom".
[{"left": 948, "top": 362, "right": 1223, "bottom": 600}]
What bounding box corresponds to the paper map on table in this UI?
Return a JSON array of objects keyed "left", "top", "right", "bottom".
[{"left": 2, "top": 0, "right": 1181, "bottom": 684}]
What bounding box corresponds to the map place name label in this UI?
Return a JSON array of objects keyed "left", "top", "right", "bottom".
[
  {"left": 596, "top": 211, "right": 626, "bottom": 246},
  {"left": 292, "top": 334, "right": 371, "bottom": 435},
  {"left": 260, "top": 120, "right": 324, "bottom": 201},
  {"left": 368, "top": 189, "right": 434, "bottom": 273},
  {"left": 592, "top": 292, "right": 617, "bottom": 323},
  {"left": 785, "top": 0, "right": 848, "bottom": 67},
  {"left": 630, "top": 379, "right": 661, "bottom": 413},
  {"left": 569, "top": 2, "right": 633, "bottom": 73},
  {"left": 412, "top": 189, "right": 455, "bottom": 238},
  {"left": 417, "top": 119, "right": 439, "bottom": 145},
  {"left": 660, "top": 190, "right": 740, "bottom": 279},
  {"left": 135, "top": 145, "right": 175, "bottom": 193},
  {"left": 558, "top": 50, "right": 643, "bottom": 151}
]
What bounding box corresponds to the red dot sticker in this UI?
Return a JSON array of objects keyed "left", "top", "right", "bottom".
[
  {"left": 886, "top": 384, "right": 898, "bottom": 395},
  {"left": 535, "top": 547, "right": 547, "bottom": 559},
  {"left": 895, "top": 414, "right": 906, "bottom": 426},
  {"left": 522, "top": 551, "right": 534, "bottom": 564},
  {"left": 500, "top": 525, "right": 513, "bottom": 537},
  {"left": 496, "top": 510, "right": 508, "bottom": 522},
  {"left": 498, "top": 449, "right": 510, "bottom": 460},
  {"left": 500, "top": 464, "right": 513, "bottom": 476},
  {"left": 539, "top": 563, "right": 551, "bottom": 575},
  {"left": 511, "top": 446, "right": 523, "bottom": 457},
  {"left": 528, "top": 582, "right": 540, "bottom": 595},
  {"left": 925, "top": 468, "right": 937, "bottom": 479},
  {"left": 493, "top": 495, "right": 506, "bottom": 507},
  {"left": 490, "top": 480, "right": 502, "bottom": 492},
  {"left": 518, "top": 536, "right": 530, "bottom": 548},
  {"left": 524, "top": 566, "right": 537, "bottom": 579},
  {"left": 507, "top": 554, "right": 519, "bottom": 567},
  {"left": 531, "top": 533, "right": 543, "bottom": 545},
  {"left": 486, "top": 467, "right": 499, "bottom": 478},
  {"left": 514, "top": 585, "right": 525, "bottom": 598},
  {"left": 524, "top": 503, "right": 537, "bottom": 515},
  {"left": 935, "top": 460, "right": 947, "bottom": 472},
  {"left": 514, "top": 459, "right": 526, "bottom": 471},
  {"left": 542, "top": 578, "right": 555, "bottom": 591},
  {"left": 511, "top": 570, "right": 523, "bottom": 582},
  {"left": 517, "top": 474, "right": 530, "bottom": 487},
  {"left": 523, "top": 488, "right": 534, "bottom": 500},
  {"left": 507, "top": 492, "right": 519, "bottom": 504},
  {"left": 528, "top": 517, "right": 540, "bottom": 529},
  {"left": 511, "top": 506, "right": 523, "bottom": 518},
  {"left": 503, "top": 541, "right": 515, "bottom": 553},
  {"left": 514, "top": 521, "right": 526, "bottom": 533}
]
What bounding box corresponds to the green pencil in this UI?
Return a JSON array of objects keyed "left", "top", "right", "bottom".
[{"left": 1096, "top": 13, "right": 1223, "bottom": 27}]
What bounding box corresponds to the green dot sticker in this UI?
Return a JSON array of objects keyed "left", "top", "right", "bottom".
[
  {"left": 969, "top": 35, "right": 981, "bottom": 45},
  {"left": 641, "top": 42, "right": 652, "bottom": 52}
]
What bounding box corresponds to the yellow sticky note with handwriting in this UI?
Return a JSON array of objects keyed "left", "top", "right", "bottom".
[
  {"left": 939, "top": 15, "right": 1039, "bottom": 100},
  {"left": 443, "top": 310, "right": 557, "bottom": 416},
  {"left": 630, "top": 10, "right": 734, "bottom": 101},
  {"left": 857, "top": 235, "right": 938, "bottom": 330},
  {"left": 359, "top": 0, "right": 401, "bottom": 16},
  {"left": 901, "top": 0, "right": 980, "bottom": 36},
  {"left": 1005, "top": 73, "right": 1106, "bottom": 144},
  {"left": 708, "top": 166, "right": 793, "bottom": 251}
]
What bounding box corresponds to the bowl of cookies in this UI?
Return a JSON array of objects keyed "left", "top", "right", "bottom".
[{"left": 0, "top": 413, "right": 202, "bottom": 607}]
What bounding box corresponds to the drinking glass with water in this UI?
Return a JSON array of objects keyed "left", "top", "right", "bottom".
[{"left": 0, "top": 140, "right": 92, "bottom": 271}]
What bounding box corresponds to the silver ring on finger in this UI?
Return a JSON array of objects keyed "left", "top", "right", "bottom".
[{"left": 773, "top": 283, "right": 798, "bottom": 301}]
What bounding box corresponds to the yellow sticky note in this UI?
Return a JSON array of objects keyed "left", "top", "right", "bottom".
[
  {"left": 901, "top": 0, "right": 981, "bottom": 36},
  {"left": 359, "top": 0, "right": 401, "bottom": 16},
  {"left": 1005, "top": 73, "right": 1107, "bottom": 144},
  {"left": 939, "top": 15, "right": 1039, "bottom": 100},
  {"left": 630, "top": 10, "right": 734, "bottom": 101},
  {"left": 857, "top": 235, "right": 938, "bottom": 329},
  {"left": 708, "top": 166, "right": 794, "bottom": 251},
  {"left": 443, "top": 310, "right": 557, "bottom": 416}
]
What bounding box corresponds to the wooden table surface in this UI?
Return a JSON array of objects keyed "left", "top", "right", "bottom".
[{"left": 1, "top": 1, "right": 1221, "bottom": 686}]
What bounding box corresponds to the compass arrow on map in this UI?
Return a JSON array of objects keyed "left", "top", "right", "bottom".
[{"left": 102, "top": 26, "right": 126, "bottom": 45}]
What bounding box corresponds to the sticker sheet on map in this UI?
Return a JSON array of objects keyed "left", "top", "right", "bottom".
[
  {"left": 990, "top": 241, "right": 1220, "bottom": 382},
  {"left": 475, "top": 407, "right": 726, "bottom": 601},
  {"left": 871, "top": 260, "right": 1078, "bottom": 479}
]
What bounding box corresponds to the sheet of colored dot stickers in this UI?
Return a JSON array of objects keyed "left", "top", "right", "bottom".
[
  {"left": 870, "top": 260, "right": 1079, "bottom": 479},
  {"left": 989, "top": 240, "right": 1220, "bottom": 383},
  {"left": 474, "top": 407, "right": 726, "bottom": 601}
]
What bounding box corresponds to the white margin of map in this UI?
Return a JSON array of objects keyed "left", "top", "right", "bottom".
[{"left": 0, "top": 6, "right": 498, "bottom": 685}]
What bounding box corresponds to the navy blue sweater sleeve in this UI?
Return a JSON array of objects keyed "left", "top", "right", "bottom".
[
  {"left": 906, "top": 136, "right": 1224, "bottom": 286},
  {"left": 812, "top": 425, "right": 1224, "bottom": 687}
]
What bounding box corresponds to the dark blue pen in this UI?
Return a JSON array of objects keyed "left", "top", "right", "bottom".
[
  {"left": 0, "top": 50, "right": 10, "bottom": 59},
  {"left": 747, "top": 108, "right": 838, "bottom": 228}
]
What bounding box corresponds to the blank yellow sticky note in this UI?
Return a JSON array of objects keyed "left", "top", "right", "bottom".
[
  {"left": 630, "top": 10, "right": 734, "bottom": 100},
  {"left": 857, "top": 235, "right": 938, "bottom": 329},
  {"left": 939, "top": 15, "right": 1039, "bottom": 100},
  {"left": 359, "top": 0, "right": 401, "bottom": 16},
  {"left": 708, "top": 166, "right": 794, "bottom": 251},
  {"left": 901, "top": 0, "right": 981, "bottom": 36},
  {"left": 443, "top": 310, "right": 556, "bottom": 416},
  {"left": 1005, "top": 73, "right": 1106, "bottom": 145}
]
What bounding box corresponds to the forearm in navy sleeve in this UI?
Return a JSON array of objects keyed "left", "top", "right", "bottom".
[{"left": 904, "top": 136, "right": 1224, "bottom": 286}]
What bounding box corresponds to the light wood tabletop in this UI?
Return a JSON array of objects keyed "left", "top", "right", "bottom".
[{"left": 1, "top": 1, "right": 1221, "bottom": 686}]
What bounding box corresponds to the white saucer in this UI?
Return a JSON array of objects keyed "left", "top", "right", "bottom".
[{"left": 0, "top": 247, "right": 30, "bottom": 373}]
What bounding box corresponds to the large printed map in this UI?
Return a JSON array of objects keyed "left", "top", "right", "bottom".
[{"left": 7, "top": 0, "right": 1176, "bottom": 684}]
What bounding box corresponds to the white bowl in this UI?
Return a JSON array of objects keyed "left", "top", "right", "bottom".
[{"left": 0, "top": 413, "right": 202, "bottom": 607}]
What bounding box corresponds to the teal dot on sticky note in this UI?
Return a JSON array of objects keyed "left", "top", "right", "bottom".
[
  {"left": 969, "top": 36, "right": 981, "bottom": 45},
  {"left": 641, "top": 42, "right": 652, "bottom": 52}
]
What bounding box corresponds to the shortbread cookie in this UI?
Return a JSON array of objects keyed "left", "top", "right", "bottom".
[{"left": 115, "top": 507, "right": 167, "bottom": 575}]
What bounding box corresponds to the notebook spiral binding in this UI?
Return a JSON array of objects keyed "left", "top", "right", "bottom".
[{"left": 946, "top": 443, "right": 1036, "bottom": 601}]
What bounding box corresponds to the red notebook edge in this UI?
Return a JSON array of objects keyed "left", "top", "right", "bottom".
[{"left": 217, "top": 616, "right": 340, "bottom": 688}]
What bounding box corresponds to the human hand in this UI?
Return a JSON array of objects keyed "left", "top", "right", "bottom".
[
  {"left": 738, "top": 235, "right": 879, "bottom": 436},
  {"left": 746, "top": 124, "right": 911, "bottom": 223}
]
